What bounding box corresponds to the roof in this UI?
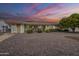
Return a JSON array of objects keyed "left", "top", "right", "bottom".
[{"left": 0, "top": 19, "right": 58, "bottom": 25}]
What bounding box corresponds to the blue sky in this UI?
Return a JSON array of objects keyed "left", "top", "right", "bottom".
[{"left": 0, "top": 3, "right": 79, "bottom": 22}]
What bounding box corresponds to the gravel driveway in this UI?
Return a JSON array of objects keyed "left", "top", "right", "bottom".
[{"left": 0, "top": 32, "right": 79, "bottom": 56}]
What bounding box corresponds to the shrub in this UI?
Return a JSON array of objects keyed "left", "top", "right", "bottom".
[
  {"left": 36, "top": 26, "right": 43, "bottom": 33},
  {"left": 37, "top": 28, "right": 43, "bottom": 33},
  {"left": 54, "top": 29, "right": 64, "bottom": 32},
  {"left": 26, "top": 28, "right": 33, "bottom": 33},
  {"left": 44, "top": 29, "right": 50, "bottom": 32},
  {"left": 63, "top": 29, "right": 69, "bottom": 32},
  {"left": 44, "top": 26, "right": 53, "bottom": 33},
  {"left": 44, "top": 28, "right": 51, "bottom": 33}
]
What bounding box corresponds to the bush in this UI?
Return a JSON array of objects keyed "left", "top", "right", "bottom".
[
  {"left": 49, "top": 28, "right": 54, "bottom": 32},
  {"left": 55, "top": 29, "right": 62, "bottom": 32},
  {"left": 44, "top": 29, "right": 50, "bottom": 32},
  {"left": 36, "top": 26, "right": 43, "bottom": 33},
  {"left": 63, "top": 29, "right": 69, "bottom": 32},
  {"left": 37, "top": 28, "right": 43, "bottom": 33},
  {"left": 26, "top": 28, "right": 33, "bottom": 33},
  {"left": 44, "top": 28, "right": 51, "bottom": 33},
  {"left": 44, "top": 27, "right": 53, "bottom": 33},
  {"left": 54, "top": 29, "right": 67, "bottom": 32}
]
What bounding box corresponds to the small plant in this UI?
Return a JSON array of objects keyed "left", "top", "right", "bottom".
[
  {"left": 26, "top": 28, "right": 33, "bottom": 33},
  {"left": 26, "top": 29, "right": 33, "bottom": 33},
  {"left": 27, "top": 29, "right": 33, "bottom": 33},
  {"left": 55, "top": 29, "right": 64, "bottom": 32},
  {"left": 37, "top": 28, "right": 43, "bottom": 33},
  {"left": 44, "top": 26, "right": 53, "bottom": 33},
  {"left": 44, "top": 29, "right": 50, "bottom": 33},
  {"left": 25, "top": 25, "right": 34, "bottom": 33},
  {"left": 44, "top": 28, "right": 51, "bottom": 33},
  {"left": 36, "top": 26, "right": 43, "bottom": 33}
]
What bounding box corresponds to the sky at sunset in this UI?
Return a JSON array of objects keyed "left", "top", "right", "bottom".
[{"left": 0, "top": 3, "right": 79, "bottom": 22}]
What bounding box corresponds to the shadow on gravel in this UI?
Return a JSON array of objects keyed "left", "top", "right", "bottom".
[{"left": 65, "top": 36, "right": 79, "bottom": 41}]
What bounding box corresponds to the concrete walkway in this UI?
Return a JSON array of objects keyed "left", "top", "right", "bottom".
[{"left": 0, "top": 33, "right": 15, "bottom": 42}]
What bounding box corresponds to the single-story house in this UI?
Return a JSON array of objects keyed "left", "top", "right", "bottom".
[
  {"left": 0, "top": 20, "right": 10, "bottom": 32},
  {"left": 0, "top": 19, "right": 58, "bottom": 33}
]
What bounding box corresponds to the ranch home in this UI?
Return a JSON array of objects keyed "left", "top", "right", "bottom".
[{"left": 0, "top": 19, "right": 58, "bottom": 33}]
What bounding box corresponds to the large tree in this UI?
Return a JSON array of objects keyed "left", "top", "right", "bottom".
[{"left": 59, "top": 13, "right": 79, "bottom": 32}]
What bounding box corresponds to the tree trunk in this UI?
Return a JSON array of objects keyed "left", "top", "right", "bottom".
[{"left": 72, "top": 27, "right": 75, "bottom": 32}]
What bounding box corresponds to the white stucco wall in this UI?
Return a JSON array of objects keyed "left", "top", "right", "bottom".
[
  {"left": 11, "top": 24, "right": 25, "bottom": 33},
  {"left": 20, "top": 24, "right": 24, "bottom": 33},
  {"left": 11, "top": 25, "right": 17, "bottom": 33},
  {"left": 68, "top": 27, "right": 79, "bottom": 32},
  {"left": 75, "top": 28, "right": 79, "bottom": 32}
]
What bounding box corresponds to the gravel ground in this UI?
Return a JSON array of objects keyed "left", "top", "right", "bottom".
[
  {"left": 0, "top": 32, "right": 4, "bottom": 35},
  {"left": 0, "top": 32, "right": 79, "bottom": 56}
]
